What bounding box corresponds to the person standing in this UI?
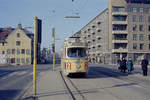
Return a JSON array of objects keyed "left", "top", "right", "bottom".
[
  {"left": 120, "top": 57, "right": 127, "bottom": 73},
  {"left": 141, "top": 56, "right": 149, "bottom": 76},
  {"left": 127, "top": 57, "right": 134, "bottom": 73}
]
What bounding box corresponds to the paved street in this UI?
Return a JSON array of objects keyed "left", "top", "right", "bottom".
[
  {"left": 21, "top": 64, "right": 150, "bottom": 100},
  {"left": 0, "top": 64, "right": 57, "bottom": 100}
]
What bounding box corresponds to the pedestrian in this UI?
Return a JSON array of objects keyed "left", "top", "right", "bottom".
[
  {"left": 127, "top": 57, "right": 134, "bottom": 73},
  {"left": 120, "top": 57, "right": 127, "bottom": 73},
  {"left": 141, "top": 56, "right": 149, "bottom": 76},
  {"left": 117, "top": 59, "right": 121, "bottom": 70}
]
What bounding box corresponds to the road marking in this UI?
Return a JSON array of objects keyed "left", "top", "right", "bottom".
[
  {"left": 17, "top": 71, "right": 27, "bottom": 75},
  {"left": 1, "top": 72, "right": 18, "bottom": 79},
  {"left": 0, "top": 72, "right": 9, "bottom": 76},
  {"left": 1, "top": 71, "right": 28, "bottom": 80}
]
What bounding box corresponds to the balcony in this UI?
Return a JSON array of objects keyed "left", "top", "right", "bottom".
[
  {"left": 112, "top": 21, "right": 127, "bottom": 25},
  {"left": 112, "top": 40, "right": 128, "bottom": 43},
  {"left": 112, "top": 12, "right": 127, "bottom": 16},
  {"left": 112, "top": 30, "right": 128, "bottom": 34},
  {"left": 112, "top": 48, "right": 128, "bottom": 53}
]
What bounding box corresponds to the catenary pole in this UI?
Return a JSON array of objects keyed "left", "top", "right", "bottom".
[{"left": 33, "top": 16, "right": 37, "bottom": 96}]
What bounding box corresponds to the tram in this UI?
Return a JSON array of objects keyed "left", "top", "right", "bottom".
[{"left": 61, "top": 37, "right": 88, "bottom": 76}]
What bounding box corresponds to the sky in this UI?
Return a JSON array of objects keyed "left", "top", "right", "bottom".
[{"left": 0, "top": 0, "right": 108, "bottom": 53}]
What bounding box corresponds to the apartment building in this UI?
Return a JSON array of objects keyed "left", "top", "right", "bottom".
[
  {"left": 0, "top": 24, "right": 33, "bottom": 65},
  {"left": 74, "top": 0, "right": 150, "bottom": 64}
]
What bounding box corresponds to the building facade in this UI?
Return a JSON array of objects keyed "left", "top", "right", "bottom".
[
  {"left": 0, "top": 24, "right": 33, "bottom": 65},
  {"left": 74, "top": 0, "right": 150, "bottom": 64}
]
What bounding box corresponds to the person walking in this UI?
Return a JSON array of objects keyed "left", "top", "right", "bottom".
[
  {"left": 120, "top": 57, "right": 127, "bottom": 73},
  {"left": 127, "top": 57, "right": 134, "bottom": 73},
  {"left": 141, "top": 56, "right": 149, "bottom": 76}
]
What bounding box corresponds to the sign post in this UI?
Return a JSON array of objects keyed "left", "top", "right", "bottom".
[{"left": 52, "top": 28, "right": 55, "bottom": 71}]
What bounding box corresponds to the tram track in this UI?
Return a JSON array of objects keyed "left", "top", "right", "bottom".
[{"left": 59, "top": 71, "right": 86, "bottom": 100}]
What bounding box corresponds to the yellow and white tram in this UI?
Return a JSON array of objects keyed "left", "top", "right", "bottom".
[{"left": 61, "top": 37, "right": 88, "bottom": 76}]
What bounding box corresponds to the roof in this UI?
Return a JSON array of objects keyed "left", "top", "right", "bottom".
[
  {"left": 0, "top": 24, "right": 34, "bottom": 42},
  {"left": 0, "top": 31, "right": 11, "bottom": 39}
]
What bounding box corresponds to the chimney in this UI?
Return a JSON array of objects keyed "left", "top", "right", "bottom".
[{"left": 18, "top": 23, "right": 22, "bottom": 29}]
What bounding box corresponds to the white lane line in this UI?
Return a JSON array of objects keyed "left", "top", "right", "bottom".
[
  {"left": 17, "top": 71, "right": 27, "bottom": 75},
  {"left": 1, "top": 72, "right": 18, "bottom": 79},
  {"left": 1, "top": 71, "right": 28, "bottom": 80},
  {"left": 0, "top": 72, "right": 9, "bottom": 76}
]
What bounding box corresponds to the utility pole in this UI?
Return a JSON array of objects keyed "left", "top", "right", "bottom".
[
  {"left": 33, "top": 16, "right": 42, "bottom": 96},
  {"left": 52, "top": 28, "right": 55, "bottom": 71},
  {"left": 33, "top": 16, "right": 37, "bottom": 96}
]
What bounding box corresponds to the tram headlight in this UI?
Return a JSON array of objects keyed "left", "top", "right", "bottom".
[{"left": 76, "top": 64, "right": 80, "bottom": 69}]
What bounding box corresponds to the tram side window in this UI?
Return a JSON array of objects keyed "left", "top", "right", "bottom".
[{"left": 67, "top": 48, "right": 86, "bottom": 57}]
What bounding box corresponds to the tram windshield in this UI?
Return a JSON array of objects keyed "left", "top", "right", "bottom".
[{"left": 67, "top": 48, "right": 86, "bottom": 57}]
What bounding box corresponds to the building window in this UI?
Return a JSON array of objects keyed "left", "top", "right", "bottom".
[
  {"left": 16, "top": 41, "right": 21, "bottom": 46},
  {"left": 88, "top": 28, "right": 90, "bottom": 31},
  {"left": 17, "top": 49, "right": 20, "bottom": 54},
  {"left": 26, "top": 49, "right": 30, "bottom": 55},
  {"left": 149, "top": 25, "right": 150, "bottom": 31},
  {"left": 133, "top": 43, "right": 137, "bottom": 49},
  {"left": 139, "top": 8, "right": 143, "bottom": 13},
  {"left": 7, "top": 58, "right": 11, "bottom": 64},
  {"left": 11, "top": 58, "right": 15, "bottom": 63},
  {"left": 133, "top": 24, "right": 137, "bottom": 31},
  {"left": 17, "top": 58, "right": 20, "bottom": 63},
  {"left": 97, "top": 22, "right": 101, "bottom": 25},
  {"left": 133, "top": 34, "right": 137, "bottom": 40},
  {"left": 139, "top": 16, "right": 144, "bottom": 22},
  {"left": 92, "top": 32, "right": 95, "bottom": 35},
  {"left": 84, "top": 31, "right": 86, "bottom": 33},
  {"left": 113, "top": 7, "right": 125, "bottom": 12},
  {"left": 92, "top": 25, "right": 95, "bottom": 28},
  {"left": 7, "top": 49, "right": 11, "bottom": 54},
  {"left": 88, "top": 41, "right": 91, "bottom": 44},
  {"left": 92, "top": 39, "right": 95, "bottom": 42},
  {"left": 12, "top": 49, "right": 15, "bottom": 54},
  {"left": 149, "top": 44, "right": 150, "bottom": 50},
  {"left": 98, "top": 37, "right": 101, "bottom": 40},
  {"left": 97, "top": 29, "right": 101, "bottom": 32},
  {"left": 139, "top": 34, "right": 144, "bottom": 41},
  {"left": 139, "top": 25, "right": 143, "bottom": 31},
  {"left": 88, "top": 35, "right": 91, "bottom": 37},
  {"left": 2, "top": 51, "right": 5, "bottom": 54},
  {"left": 148, "top": 16, "right": 150, "bottom": 22},
  {"left": 98, "top": 45, "right": 101, "bottom": 48},
  {"left": 17, "top": 33, "right": 20, "bottom": 37},
  {"left": 21, "top": 58, "right": 25, "bottom": 63},
  {"left": 148, "top": 8, "right": 150, "bottom": 13},
  {"left": 133, "top": 8, "right": 137, "bottom": 12},
  {"left": 26, "top": 58, "right": 30, "bottom": 64},
  {"left": 21, "top": 49, "right": 25, "bottom": 54},
  {"left": 140, "top": 43, "right": 144, "bottom": 50},
  {"left": 149, "top": 35, "right": 150, "bottom": 40},
  {"left": 132, "top": 15, "right": 136, "bottom": 22}
]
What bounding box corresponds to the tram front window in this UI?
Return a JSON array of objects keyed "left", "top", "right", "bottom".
[{"left": 67, "top": 48, "right": 86, "bottom": 57}]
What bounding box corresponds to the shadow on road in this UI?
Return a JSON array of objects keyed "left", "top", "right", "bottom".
[
  {"left": 86, "top": 66, "right": 131, "bottom": 79},
  {"left": 0, "top": 89, "right": 21, "bottom": 100}
]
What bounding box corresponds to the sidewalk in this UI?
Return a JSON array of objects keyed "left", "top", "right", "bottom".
[{"left": 21, "top": 70, "right": 70, "bottom": 100}]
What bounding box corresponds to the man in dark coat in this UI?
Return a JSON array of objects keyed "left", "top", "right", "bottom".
[
  {"left": 120, "top": 57, "right": 127, "bottom": 73},
  {"left": 141, "top": 56, "right": 149, "bottom": 76}
]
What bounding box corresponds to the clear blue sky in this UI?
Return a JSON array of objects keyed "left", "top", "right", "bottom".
[{"left": 0, "top": 0, "right": 108, "bottom": 53}]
